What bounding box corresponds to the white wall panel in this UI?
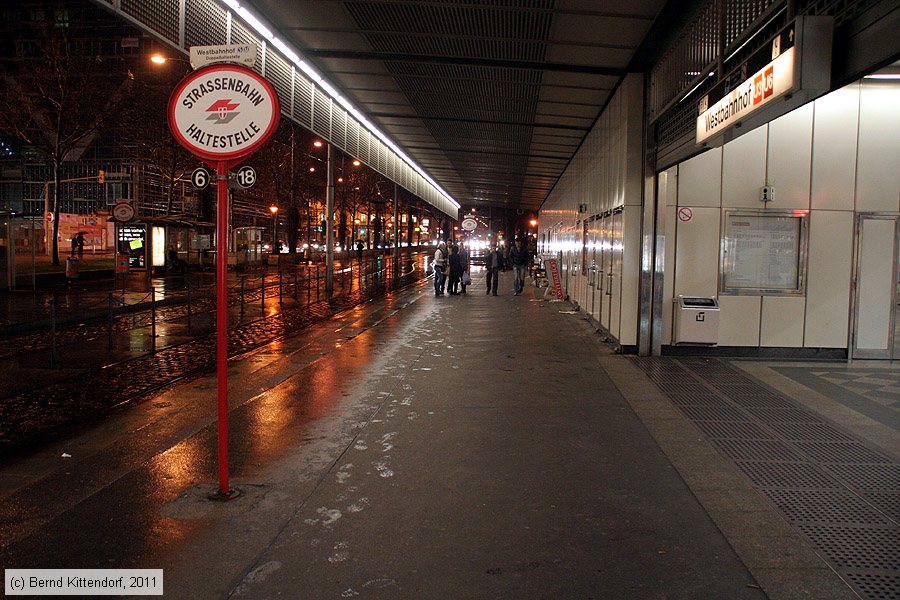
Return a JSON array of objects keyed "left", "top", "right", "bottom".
[
  {"left": 663, "top": 166, "right": 678, "bottom": 207},
  {"left": 804, "top": 211, "right": 854, "bottom": 347},
  {"left": 541, "top": 73, "right": 643, "bottom": 347},
  {"left": 620, "top": 208, "right": 642, "bottom": 345},
  {"left": 767, "top": 103, "right": 813, "bottom": 210},
  {"left": 722, "top": 125, "right": 768, "bottom": 208},
  {"left": 811, "top": 84, "right": 859, "bottom": 211},
  {"left": 761, "top": 296, "right": 806, "bottom": 347},
  {"left": 678, "top": 148, "right": 722, "bottom": 207},
  {"left": 673, "top": 207, "right": 719, "bottom": 297},
  {"left": 855, "top": 218, "right": 896, "bottom": 352},
  {"left": 662, "top": 204, "right": 677, "bottom": 345},
  {"left": 856, "top": 82, "right": 900, "bottom": 212},
  {"left": 718, "top": 296, "right": 761, "bottom": 346}
]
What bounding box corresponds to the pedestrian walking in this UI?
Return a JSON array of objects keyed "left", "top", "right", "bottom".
[
  {"left": 447, "top": 243, "right": 463, "bottom": 295},
  {"left": 509, "top": 238, "right": 529, "bottom": 295},
  {"left": 458, "top": 243, "right": 470, "bottom": 294},
  {"left": 485, "top": 243, "right": 500, "bottom": 296},
  {"left": 356, "top": 239, "right": 364, "bottom": 262},
  {"left": 433, "top": 241, "right": 448, "bottom": 296}
]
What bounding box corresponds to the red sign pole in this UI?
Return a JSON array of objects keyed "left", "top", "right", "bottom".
[
  {"left": 215, "top": 161, "right": 231, "bottom": 497},
  {"left": 167, "top": 63, "right": 279, "bottom": 501}
]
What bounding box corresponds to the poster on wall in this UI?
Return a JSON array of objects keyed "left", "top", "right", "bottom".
[
  {"left": 117, "top": 223, "right": 147, "bottom": 270},
  {"left": 721, "top": 212, "right": 807, "bottom": 295}
]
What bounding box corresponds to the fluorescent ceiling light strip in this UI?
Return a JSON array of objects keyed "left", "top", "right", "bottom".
[
  {"left": 270, "top": 38, "right": 299, "bottom": 65},
  {"left": 217, "top": 0, "right": 458, "bottom": 209},
  {"left": 864, "top": 73, "right": 900, "bottom": 79},
  {"left": 236, "top": 7, "right": 272, "bottom": 40}
]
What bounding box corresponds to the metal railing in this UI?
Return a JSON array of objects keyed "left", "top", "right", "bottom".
[{"left": 0, "top": 252, "right": 424, "bottom": 371}]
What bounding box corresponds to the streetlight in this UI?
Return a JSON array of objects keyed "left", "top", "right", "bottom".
[
  {"left": 269, "top": 205, "right": 279, "bottom": 252},
  {"left": 529, "top": 218, "right": 538, "bottom": 228},
  {"left": 149, "top": 53, "right": 191, "bottom": 68}
]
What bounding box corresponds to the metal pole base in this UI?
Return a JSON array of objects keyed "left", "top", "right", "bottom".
[{"left": 207, "top": 487, "right": 241, "bottom": 502}]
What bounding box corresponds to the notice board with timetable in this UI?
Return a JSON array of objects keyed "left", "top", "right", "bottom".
[{"left": 720, "top": 211, "right": 808, "bottom": 295}]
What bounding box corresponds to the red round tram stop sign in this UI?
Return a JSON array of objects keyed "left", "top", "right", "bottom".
[{"left": 167, "top": 63, "right": 280, "bottom": 162}]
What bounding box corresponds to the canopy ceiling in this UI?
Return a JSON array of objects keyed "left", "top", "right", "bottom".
[{"left": 247, "top": 0, "right": 671, "bottom": 211}]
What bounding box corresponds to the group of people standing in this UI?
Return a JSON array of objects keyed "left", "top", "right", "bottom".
[
  {"left": 434, "top": 238, "right": 530, "bottom": 297},
  {"left": 432, "top": 241, "right": 470, "bottom": 296}
]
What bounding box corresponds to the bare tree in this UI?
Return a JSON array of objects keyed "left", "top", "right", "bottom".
[
  {"left": 255, "top": 124, "right": 325, "bottom": 254},
  {"left": 0, "top": 14, "right": 133, "bottom": 264},
  {"left": 116, "top": 65, "right": 195, "bottom": 215}
]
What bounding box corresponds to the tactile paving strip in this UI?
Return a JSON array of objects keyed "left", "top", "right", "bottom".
[{"left": 633, "top": 357, "right": 900, "bottom": 600}]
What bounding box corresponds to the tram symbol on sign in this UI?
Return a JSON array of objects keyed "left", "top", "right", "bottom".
[{"left": 206, "top": 99, "right": 240, "bottom": 124}]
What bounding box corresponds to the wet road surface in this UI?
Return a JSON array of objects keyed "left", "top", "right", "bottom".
[{"left": 0, "top": 270, "right": 847, "bottom": 599}]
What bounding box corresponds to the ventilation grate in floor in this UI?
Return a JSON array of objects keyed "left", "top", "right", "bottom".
[
  {"left": 797, "top": 525, "right": 900, "bottom": 570},
  {"left": 769, "top": 422, "right": 856, "bottom": 442},
  {"left": 795, "top": 442, "right": 893, "bottom": 464},
  {"left": 845, "top": 573, "right": 900, "bottom": 600},
  {"left": 862, "top": 492, "right": 900, "bottom": 524},
  {"left": 712, "top": 439, "right": 803, "bottom": 461},
  {"left": 693, "top": 420, "right": 776, "bottom": 440},
  {"left": 762, "top": 489, "right": 891, "bottom": 525},
  {"left": 824, "top": 464, "right": 900, "bottom": 490},
  {"left": 720, "top": 392, "right": 794, "bottom": 409},
  {"left": 745, "top": 407, "right": 820, "bottom": 422},
  {"left": 737, "top": 461, "right": 842, "bottom": 489},
  {"left": 677, "top": 405, "right": 748, "bottom": 421},
  {"left": 632, "top": 357, "right": 900, "bottom": 600}
]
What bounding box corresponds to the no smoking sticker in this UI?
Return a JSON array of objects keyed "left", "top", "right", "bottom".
[{"left": 678, "top": 207, "right": 693, "bottom": 222}]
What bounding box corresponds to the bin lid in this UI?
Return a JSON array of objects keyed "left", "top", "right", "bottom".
[{"left": 681, "top": 297, "right": 718, "bottom": 307}]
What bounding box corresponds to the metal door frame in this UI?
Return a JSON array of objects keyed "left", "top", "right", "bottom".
[
  {"left": 609, "top": 208, "right": 624, "bottom": 339},
  {"left": 850, "top": 212, "right": 900, "bottom": 360}
]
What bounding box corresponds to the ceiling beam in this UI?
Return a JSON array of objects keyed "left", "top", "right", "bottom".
[
  {"left": 305, "top": 49, "right": 626, "bottom": 75},
  {"left": 371, "top": 113, "right": 590, "bottom": 131}
]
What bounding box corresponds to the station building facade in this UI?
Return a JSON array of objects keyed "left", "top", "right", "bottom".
[{"left": 539, "top": 5, "right": 900, "bottom": 360}]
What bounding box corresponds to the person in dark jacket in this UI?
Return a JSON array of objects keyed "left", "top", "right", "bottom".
[
  {"left": 485, "top": 244, "right": 500, "bottom": 296},
  {"left": 509, "top": 238, "right": 530, "bottom": 295},
  {"left": 458, "top": 243, "right": 470, "bottom": 294},
  {"left": 447, "top": 243, "right": 463, "bottom": 295}
]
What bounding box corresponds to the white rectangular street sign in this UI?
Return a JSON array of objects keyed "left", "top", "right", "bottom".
[{"left": 189, "top": 44, "right": 257, "bottom": 69}]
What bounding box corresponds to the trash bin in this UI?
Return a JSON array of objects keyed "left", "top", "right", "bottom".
[
  {"left": 65, "top": 257, "right": 79, "bottom": 279},
  {"left": 673, "top": 295, "right": 719, "bottom": 345}
]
